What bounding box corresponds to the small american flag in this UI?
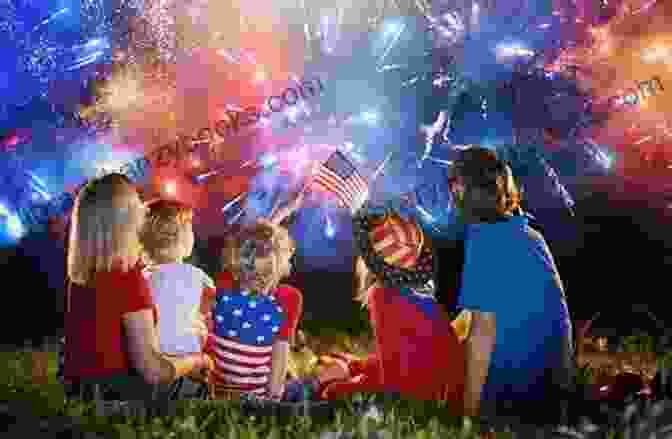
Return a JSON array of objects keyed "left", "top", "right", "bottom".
[{"left": 312, "top": 151, "right": 369, "bottom": 210}]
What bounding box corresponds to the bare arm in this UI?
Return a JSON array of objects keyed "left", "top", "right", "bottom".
[
  {"left": 269, "top": 187, "right": 307, "bottom": 225},
  {"left": 123, "top": 310, "right": 210, "bottom": 385},
  {"left": 269, "top": 203, "right": 295, "bottom": 226},
  {"left": 267, "top": 340, "right": 290, "bottom": 399},
  {"left": 463, "top": 311, "right": 496, "bottom": 417}
]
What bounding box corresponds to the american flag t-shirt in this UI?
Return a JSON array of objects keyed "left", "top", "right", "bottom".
[
  {"left": 209, "top": 289, "right": 285, "bottom": 396},
  {"left": 312, "top": 151, "right": 369, "bottom": 210},
  {"left": 209, "top": 336, "right": 273, "bottom": 396}
]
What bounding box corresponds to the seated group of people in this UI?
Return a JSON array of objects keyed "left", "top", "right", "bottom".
[{"left": 61, "top": 147, "right": 574, "bottom": 423}]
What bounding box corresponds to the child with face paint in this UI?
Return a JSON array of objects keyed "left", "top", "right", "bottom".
[
  {"left": 316, "top": 210, "right": 467, "bottom": 414},
  {"left": 206, "top": 221, "right": 304, "bottom": 401}
]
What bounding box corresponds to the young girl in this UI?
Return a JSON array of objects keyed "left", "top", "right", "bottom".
[
  {"left": 215, "top": 188, "right": 305, "bottom": 290},
  {"left": 63, "top": 173, "right": 210, "bottom": 400},
  {"left": 206, "top": 220, "right": 303, "bottom": 400},
  {"left": 318, "top": 210, "right": 466, "bottom": 413}
]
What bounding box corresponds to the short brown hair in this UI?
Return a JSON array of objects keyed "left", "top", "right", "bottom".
[
  {"left": 454, "top": 147, "right": 520, "bottom": 220},
  {"left": 221, "top": 220, "right": 289, "bottom": 294},
  {"left": 140, "top": 200, "right": 193, "bottom": 264}
]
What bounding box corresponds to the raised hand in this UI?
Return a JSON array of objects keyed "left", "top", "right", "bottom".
[
  {"left": 269, "top": 186, "right": 308, "bottom": 225},
  {"left": 287, "top": 186, "right": 307, "bottom": 212}
]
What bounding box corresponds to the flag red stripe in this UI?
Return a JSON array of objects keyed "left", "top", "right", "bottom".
[
  {"left": 319, "top": 167, "right": 357, "bottom": 206},
  {"left": 313, "top": 175, "right": 353, "bottom": 207},
  {"left": 312, "top": 152, "right": 369, "bottom": 209},
  {"left": 321, "top": 165, "right": 359, "bottom": 201},
  {"left": 314, "top": 170, "right": 355, "bottom": 207},
  {"left": 326, "top": 166, "right": 367, "bottom": 207}
]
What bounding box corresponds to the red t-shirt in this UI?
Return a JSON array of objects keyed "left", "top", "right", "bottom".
[
  {"left": 323, "top": 286, "right": 464, "bottom": 404},
  {"left": 216, "top": 271, "right": 235, "bottom": 289},
  {"left": 273, "top": 285, "right": 302, "bottom": 340},
  {"left": 368, "top": 286, "right": 464, "bottom": 401},
  {"left": 64, "top": 268, "right": 156, "bottom": 380}
]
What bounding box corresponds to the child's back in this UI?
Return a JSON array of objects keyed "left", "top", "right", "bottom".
[
  {"left": 369, "top": 285, "right": 465, "bottom": 402},
  {"left": 206, "top": 220, "right": 303, "bottom": 400},
  {"left": 139, "top": 200, "right": 214, "bottom": 355},
  {"left": 145, "top": 263, "right": 214, "bottom": 354},
  {"left": 207, "top": 285, "right": 301, "bottom": 398}
]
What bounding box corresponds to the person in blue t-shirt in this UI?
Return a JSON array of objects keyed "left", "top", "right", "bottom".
[{"left": 450, "top": 147, "right": 573, "bottom": 423}]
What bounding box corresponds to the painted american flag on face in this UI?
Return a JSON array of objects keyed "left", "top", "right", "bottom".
[{"left": 311, "top": 151, "right": 369, "bottom": 211}]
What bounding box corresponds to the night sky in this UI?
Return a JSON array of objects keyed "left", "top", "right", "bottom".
[
  {"left": 545, "top": 177, "right": 671, "bottom": 325},
  {"left": 2, "top": 5, "right": 671, "bottom": 344}
]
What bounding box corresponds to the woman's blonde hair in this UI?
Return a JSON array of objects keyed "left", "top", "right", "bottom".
[
  {"left": 221, "top": 220, "right": 290, "bottom": 294},
  {"left": 140, "top": 200, "right": 193, "bottom": 264},
  {"left": 275, "top": 225, "right": 296, "bottom": 279},
  {"left": 68, "top": 173, "right": 144, "bottom": 285}
]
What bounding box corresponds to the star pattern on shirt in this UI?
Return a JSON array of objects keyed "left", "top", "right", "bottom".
[{"left": 213, "top": 289, "right": 286, "bottom": 346}]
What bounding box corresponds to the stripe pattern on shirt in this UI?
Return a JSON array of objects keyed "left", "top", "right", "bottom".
[
  {"left": 209, "top": 334, "right": 272, "bottom": 395},
  {"left": 209, "top": 289, "right": 286, "bottom": 396}
]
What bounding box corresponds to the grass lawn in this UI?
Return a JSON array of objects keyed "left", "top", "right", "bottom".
[
  {"left": 2, "top": 330, "right": 669, "bottom": 438},
  {"left": 0, "top": 350, "right": 485, "bottom": 439}
]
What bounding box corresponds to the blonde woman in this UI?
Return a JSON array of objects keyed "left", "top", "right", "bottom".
[
  {"left": 63, "top": 174, "right": 210, "bottom": 401},
  {"left": 206, "top": 220, "right": 303, "bottom": 400}
]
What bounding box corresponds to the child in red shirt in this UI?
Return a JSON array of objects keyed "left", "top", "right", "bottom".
[{"left": 318, "top": 211, "right": 465, "bottom": 413}]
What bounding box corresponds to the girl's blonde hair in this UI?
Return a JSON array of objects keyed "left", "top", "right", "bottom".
[
  {"left": 221, "top": 220, "right": 291, "bottom": 294},
  {"left": 353, "top": 256, "right": 379, "bottom": 307},
  {"left": 276, "top": 225, "right": 296, "bottom": 279},
  {"left": 68, "top": 173, "right": 144, "bottom": 285},
  {"left": 140, "top": 200, "right": 193, "bottom": 264}
]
